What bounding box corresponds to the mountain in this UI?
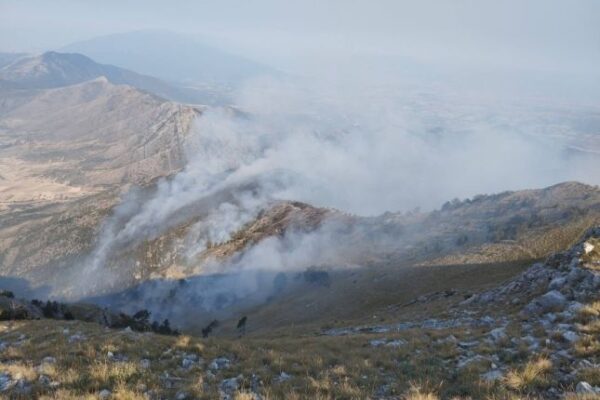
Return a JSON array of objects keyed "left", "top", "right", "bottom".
[
  {"left": 0, "top": 51, "right": 222, "bottom": 104},
  {"left": 60, "top": 30, "right": 276, "bottom": 86},
  {"left": 0, "top": 76, "right": 199, "bottom": 189},
  {"left": 1, "top": 35, "right": 599, "bottom": 399}
]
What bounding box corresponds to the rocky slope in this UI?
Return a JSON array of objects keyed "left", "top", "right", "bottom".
[{"left": 0, "top": 227, "right": 598, "bottom": 399}]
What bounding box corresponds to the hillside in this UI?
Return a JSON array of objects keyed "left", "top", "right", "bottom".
[
  {"left": 0, "top": 77, "right": 198, "bottom": 198},
  {"left": 1, "top": 227, "right": 599, "bottom": 399},
  {"left": 0, "top": 51, "right": 220, "bottom": 104},
  {"left": 0, "top": 76, "right": 200, "bottom": 289},
  {"left": 2, "top": 179, "right": 599, "bottom": 335}
]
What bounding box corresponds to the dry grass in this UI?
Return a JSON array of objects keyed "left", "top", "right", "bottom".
[
  {"left": 403, "top": 383, "right": 440, "bottom": 400},
  {"left": 574, "top": 336, "right": 600, "bottom": 357},
  {"left": 0, "top": 309, "right": 595, "bottom": 400},
  {"left": 576, "top": 301, "right": 600, "bottom": 324},
  {"left": 0, "top": 362, "right": 38, "bottom": 380},
  {"left": 505, "top": 357, "right": 553, "bottom": 392},
  {"left": 577, "top": 367, "right": 600, "bottom": 387}
]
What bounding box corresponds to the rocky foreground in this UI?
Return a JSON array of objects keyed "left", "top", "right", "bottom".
[{"left": 0, "top": 229, "right": 599, "bottom": 399}]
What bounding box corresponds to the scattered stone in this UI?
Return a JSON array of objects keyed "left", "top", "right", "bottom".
[
  {"left": 275, "top": 372, "right": 292, "bottom": 383},
  {"left": 481, "top": 369, "right": 504, "bottom": 382},
  {"left": 369, "top": 338, "right": 406, "bottom": 347},
  {"left": 98, "top": 389, "right": 112, "bottom": 399},
  {"left": 529, "top": 290, "right": 567, "bottom": 315},
  {"left": 42, "top": 356, "right": 56, "bottom": 364},
  {"left": 220, "top": 375, "right": 242, "bottom": 398},
  {"left": 457, "top": 355, "right": 490, "bottom": 369},
  {"left": 562, "top": 331, "right": 580, "bottom": 343},
  {"left": 0, "top": 373, "right": 14, "bottom": 391},
  {"left": 68, "top": 333, "right": 85, "bottom": 343},
  {"left": 107, "top": 352, "right": 128, "bottom": 362},
  {"left": 210, "top": 357, "right": 231, "bottom": 370},
  {"left": 567, "top": 301, "right": 584, "bottom": 313},
  {"left": 385, "top": 339, "right": 406, "bottom": 347},
  {"left": 182, "top": 358, "right": 195, "bottom": 369},
  {"left": 369, "top": 339, "right": 387, "bottom": 347},
  {"left": 489, "top": 327, "right": 507, "bottom": 343},
  {"left": 175, "top": 391, "right": 188, "bottom": 400},
  {"left": 439, "top": 335, "right": 458, "bottom": 344},
  {"left": 458, "top": 340, "right": 479, "bottom": 348}
]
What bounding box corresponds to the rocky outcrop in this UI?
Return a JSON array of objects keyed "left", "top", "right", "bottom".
[{"left": 466, "top": 226, "right": 600, "bottom": 311}]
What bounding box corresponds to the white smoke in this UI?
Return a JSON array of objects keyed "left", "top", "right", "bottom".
[{"left": 62, "top": 75, "right": 600, "bottom": 310}]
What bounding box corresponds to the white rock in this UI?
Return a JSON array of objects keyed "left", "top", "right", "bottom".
[
  {"left": 98, "top": 389, "right": 112, "bottom": 399},
  {"left": 584, "top": 242, "right": 595, "bottom": 254},
  {"left": 576, "top": 381, "right": 599, "bottom": 394},
  {"left": 489, "top": 327, "right": 507, "bottom": 343},
  {"left": 220, "top": 375, "right": 241, "bottom": 393},
  {"left": 182, "top": 358, "right": 195, "bottom": 369},
  {"left": 210, "top": 357, "right": 231, "bottom": 370},
  {"left": 0, "top": 373, "right": 14, "bottom": 392},
  {"left": 481, "top": 369, "right": 503, "bottom": 382},
  {"left": 385, "top": 339, "right": 406, "bottom": 347},
  {"left": 562, "top": 331, "right": 580, "bottom": 343},
  {"left": 276, "top": 372, "right": 292, "bottom": 383}
]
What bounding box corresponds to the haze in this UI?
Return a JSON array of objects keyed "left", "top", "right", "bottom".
[{"left": 2, "top": 1, "right": 599, "bottom": 78}]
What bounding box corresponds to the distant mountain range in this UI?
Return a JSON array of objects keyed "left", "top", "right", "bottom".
[
  {"left": 60, "top": 30, "right": 276, "bottom": 87},
  {"left": 0, "top": 51, "right": 224, "bottom": 104}
]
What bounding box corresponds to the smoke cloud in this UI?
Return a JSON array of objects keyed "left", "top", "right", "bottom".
[{"left": 58, "top": 75, "right": 600, "bottom": 326}]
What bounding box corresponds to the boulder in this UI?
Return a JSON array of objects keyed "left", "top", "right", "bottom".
[
  {"left": 576, "top": 381, "right": 599, "bottom": 394},
  {"left": 481, "top": 369, "right": 504, "bottom": 382},
  {"left": 489, "top": 327, "right": 507, "bottom": 343},
  {"left": 210, "top": 357, "right": 231, "bottom": 370},
  {"left": 523, "top": 290, "right": 567, "bottom": 316}
]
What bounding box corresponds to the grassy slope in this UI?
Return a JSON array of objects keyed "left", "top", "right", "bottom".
[
  {"left": 2, "top": 293, "right": 599, "bottom": 399},
  {"left": 214, "top": 260, "right": 532, "bottom": 338}
]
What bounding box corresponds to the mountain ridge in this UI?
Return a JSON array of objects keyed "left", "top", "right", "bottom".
[{"left": 0, "top": 51, "right": 221, "bottom": 104}]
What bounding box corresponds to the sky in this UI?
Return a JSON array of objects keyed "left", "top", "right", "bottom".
[{"left": 1, "top": 0, "right": 599, "bottom": 77}]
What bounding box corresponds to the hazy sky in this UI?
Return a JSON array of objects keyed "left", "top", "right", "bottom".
[{"left": 1, "top": 0, "right": 599, "bottom": 76}]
